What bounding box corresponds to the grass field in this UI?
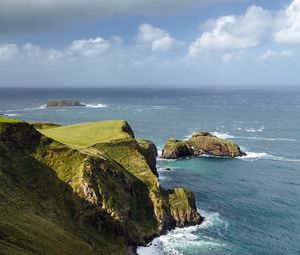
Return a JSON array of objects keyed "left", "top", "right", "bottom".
[
  {"left": 39, "top": 120, "right": 133, "bottom": 147},
  {"left": 0, "top": 116, "right": 21, "bottom": 123}
]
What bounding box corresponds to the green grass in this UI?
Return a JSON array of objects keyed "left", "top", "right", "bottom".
[
  {"left": 0, "top": 116, "right": 22, "bottom": 123},
  {"left": 30, "top": 122, "right": 61, "bottom": 129},
  {"left": 39, "top": 120, "right": 133, "bottom": 147}
]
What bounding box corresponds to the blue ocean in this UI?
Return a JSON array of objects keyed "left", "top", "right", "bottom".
[{"left": 1, "top": 88, "right": 299, "bottom": 255}]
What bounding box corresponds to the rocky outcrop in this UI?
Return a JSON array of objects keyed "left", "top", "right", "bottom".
[
  {"left": 161, "top": 138, "right": 193, "bottom": 159},
  {"left": 47, "top": 99, "right": 85, "bottom": 107},
  {"left": 161, "top": 131, "right": 245, "bottom": 159},
  {"left": 0, "top": 119, "right": 203, "bottom": 255}
]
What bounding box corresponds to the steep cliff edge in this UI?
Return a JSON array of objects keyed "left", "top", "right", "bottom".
[{"left": 0, "top": 118, "right": 203, "bottom": 254}]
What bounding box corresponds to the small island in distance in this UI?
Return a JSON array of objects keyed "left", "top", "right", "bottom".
[{"left": 47, "top": 99, "right": 86, "bottom": 107}]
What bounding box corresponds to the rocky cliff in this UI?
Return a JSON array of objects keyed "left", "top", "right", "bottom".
[
  {"left": 46, "top": 99, "right": 85, "bottom": 107},
  {"left": 0, "top": 117, "right": 203, "bottom": 255},
  {"left": 161, "top": 131, "right": 246, "bottom": 159}
]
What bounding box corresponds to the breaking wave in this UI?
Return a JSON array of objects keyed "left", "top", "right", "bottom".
[
  {"left": 137, "top": 211, "right": 228, "bottom": 255},
  {"left": 241, "top": 151, "right": 300, "bottom": 163},
  {"left": 212, "top": 132, "right": 296, "bottom": 142},
  {"left": 84, "top": 103, "right": 108, "bottom": 108}
]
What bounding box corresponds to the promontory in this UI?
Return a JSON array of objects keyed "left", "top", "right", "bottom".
[
  {"left": 0, "top": 116, "right": 203, "bottom": 255},
  {"left": 161, "top": 131, "right": 246, "bottom": 159}
]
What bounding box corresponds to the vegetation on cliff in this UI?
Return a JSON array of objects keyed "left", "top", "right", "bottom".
[{"left": 0, "top": 118, "right": 203, "bottom": 254}]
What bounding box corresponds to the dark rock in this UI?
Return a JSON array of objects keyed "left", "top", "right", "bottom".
[
  {"left": 46, "top": 99, "right": 85, "bottom": 107},
  {"left": 161, "top": 138, "right": 193, "bottom": 159}
]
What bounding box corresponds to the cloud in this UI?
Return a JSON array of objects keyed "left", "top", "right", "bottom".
[
  {"left": 0, "top": 36, "right": 111, "bottom": 63},
  {"left": 136, "top": 24, "right": 175, "bottom": 51},
  {"left": 0, "top": 0, "right": 234, "bottom": 33},
  {"left": 0, "top": 44, "right": 19, "bottom": 61},
  {"left": 69, "top": 37, "right": 111, "bottom": 57},
  {"left": 275, "top": 0, "right": 300, "bottom": 43},
  {"left": 222, "top": 51, "right": 245, "bottom": 63},
  {"left": 260, "top": 49, "right": 295, "bottom": 60},
  {"left": 189, "top": 5, "right": 273, "bottom": 56}
]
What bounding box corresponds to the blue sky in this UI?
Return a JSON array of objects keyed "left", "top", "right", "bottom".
[{"left": 0, "top": 0, "right": 299, "bottom": 87}]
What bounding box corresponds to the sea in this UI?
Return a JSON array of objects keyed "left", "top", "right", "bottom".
[{"left": 0, "top": 88, "right": 299, "bottom": 255}]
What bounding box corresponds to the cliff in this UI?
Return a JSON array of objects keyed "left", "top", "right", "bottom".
[
  {"left": 0, "top": 117, "right": 203, "bottom": 255},
  {"left": 161, "top": 131, "right": 246, "bottom": 159}
]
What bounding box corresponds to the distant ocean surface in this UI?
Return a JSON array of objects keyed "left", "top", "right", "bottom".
[{"left": 1, "top": 88, "right": 300, "bottom": 255}]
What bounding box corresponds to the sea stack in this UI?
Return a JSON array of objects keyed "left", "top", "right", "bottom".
[
  {"left": 161, "top": 131, "right": 246, "bottom": 159},
  {"left": 46, "top": 99, "right": 85, "bottom": 107}
]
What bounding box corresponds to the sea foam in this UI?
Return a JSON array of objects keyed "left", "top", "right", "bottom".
[
  {"left": 241, "top": 151, "right": 300, "bottom": 162},
  {"left": 84, "top": 103, "right": 107, "bottom": 108},
  {"left": 137, "top": 211, "right": 227, "bottom": 255}
]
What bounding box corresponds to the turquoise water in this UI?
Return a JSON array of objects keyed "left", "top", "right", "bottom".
[{"left": 1, "top": 88, "right": 300, "bottom": 255}]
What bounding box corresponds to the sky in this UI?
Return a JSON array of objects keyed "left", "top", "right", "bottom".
[{"left": 0, "top": 0, "right": 299, "bottom": 88}]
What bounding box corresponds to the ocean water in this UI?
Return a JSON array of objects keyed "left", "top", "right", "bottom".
[{"left": 0, "top": 88, "right": 300, "bottom": 255}]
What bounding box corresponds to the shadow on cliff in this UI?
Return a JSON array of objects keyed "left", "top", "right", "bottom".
[{"left": 0, "top": 147, "right": 152, "bottom": 254}]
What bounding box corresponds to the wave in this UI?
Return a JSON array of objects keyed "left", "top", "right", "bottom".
[
  {"left": 241, "top": 151, "right": 300, "bottom": 162},
  {"left": 84, "top": 103, "right": 107, "bottom": 108},
  {"left": 246, "top": 126, "right": 264, "bottom": 133},
  {"left": 137, "top": 211, "right": 227, "bottom": 255},
  {"left": 4, "top": 105, "right": 46, "bottom": 112},
  {"left": 3, "top": 113, "right": 20, "bottom": 117},
  {"left": 212, "top": 132, "right": 296, "bottom": 142},
  {"left": 238, "top": 137, "right": 297, "bottom": 142},
  {"left": 212, "top": 132, "right": 236, "bottom": 139}
]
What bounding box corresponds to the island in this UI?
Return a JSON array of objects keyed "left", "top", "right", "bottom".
[
  {"left": 0, "top": 116, "right": 203, "bottom": 255},
  {"left": 46, "top": 99, "right": 86, "bottom": 107},
  {"left": 161, "top": 131, "right": 246, "bottom": 159}
]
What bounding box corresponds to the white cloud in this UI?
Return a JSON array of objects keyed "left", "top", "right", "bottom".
[
  {"left": 0, "top": 37, "right": 111, "bottom": 63},
  {"left": 69, "top": 37, "right": 111, "bottom": 57},
  {"left": 189, "top": 5, "right": 273, "bottom": 56},
  {"left": 222, "top": 51, "right": 245, "bottom": 63},
  {"left": 0, "top": 44, "right": 19, "bottom": 61},
  {"left": 136, "top": 23, "right": 175, "bottom": 51},
  {"left": 275, "top": 0, "right": 300, "bottom": 43},
  {"left": 260, "top": 49, "right": 295, "bottom": 60},
  {"left": 22, "top": 43, "right": 64, "bottom": 62}
]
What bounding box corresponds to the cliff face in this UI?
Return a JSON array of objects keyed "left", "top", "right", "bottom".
[{"left": 0, "top": 120, "right": 203, "bottom": 255}]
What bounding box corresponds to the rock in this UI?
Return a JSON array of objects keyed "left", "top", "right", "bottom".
[
  {"left": 46, "top": 99, "right": 85, "bottom": 107},
  {"left": 161, "top": 131, "right": 246, "bottom": 159},
  {"left": 165, "top": 168, "right": 172, "bottom": 171},
  {"left": 188, "top": 131, "right": 246, "bottom": 157},
  {"left": 161, "top": 138, "right": 193, "bottom": 159},
  {"left": 137, "top": 138, "right": 158, "bottom": 177},
  {"left": 168, "top": 188, "right": 204, "bottom": 228}
]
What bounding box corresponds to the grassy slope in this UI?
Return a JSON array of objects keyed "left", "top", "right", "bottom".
[
  {"left": 0, "top": 143, "right": 125, "bottom": 255},
  {"left": 0, "top": 120, "right": 157, "bottom": 254},
  {"left": 0, "top": 120, "right": 200, "bottom": 254},
  {"left": 40, "top": 120, "right": 132, "bottom": 147},
  {"left": 0, "top": 116, "right": 22, "bottom": 123}
]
